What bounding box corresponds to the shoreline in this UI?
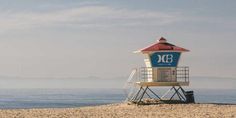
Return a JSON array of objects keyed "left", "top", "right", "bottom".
[
  {"left": 0, "top": 103, "right": 235, "bottom": 118},
  {"left": 2, "top": 102, "right": 235, "bottom": 110}
]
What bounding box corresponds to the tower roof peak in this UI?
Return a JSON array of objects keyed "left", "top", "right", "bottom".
[
  {"left": 158, "top": 37, "right": 167, "bottom": 43},
  {"left": 134, "top": 37, "right": 189, "bottom": 53}
]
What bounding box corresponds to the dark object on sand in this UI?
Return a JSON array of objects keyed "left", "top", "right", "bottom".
[{"left": 185, "top": 91, "right": 195, "bottom": 103}]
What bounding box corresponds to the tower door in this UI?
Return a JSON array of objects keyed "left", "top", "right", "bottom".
[{"left": 156, "top": 68, "right": 177, "bottom": 82}]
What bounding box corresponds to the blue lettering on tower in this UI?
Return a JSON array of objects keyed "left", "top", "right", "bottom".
[{"left": 150, "top": 52, "right": 181, "bottom": 67}]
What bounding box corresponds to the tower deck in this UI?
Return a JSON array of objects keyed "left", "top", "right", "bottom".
[
  {"left": 136, "top": 66, "right": 189, "bottom": 86},
  {"left": 136, "top": 81, "right": 189, "bottom": 87}
]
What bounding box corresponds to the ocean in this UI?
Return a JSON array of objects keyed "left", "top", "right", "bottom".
[{"left": 0, "top": 88, "right": 235, "bottom": 109}]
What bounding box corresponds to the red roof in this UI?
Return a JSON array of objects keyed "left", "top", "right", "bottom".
[{"left": 139, "top": 37, "right": 189, "bottom": 52}]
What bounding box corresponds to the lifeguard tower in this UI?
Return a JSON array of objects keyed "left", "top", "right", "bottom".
[{"left": 124, "top": 37, "right": 194, "bottom": 104}]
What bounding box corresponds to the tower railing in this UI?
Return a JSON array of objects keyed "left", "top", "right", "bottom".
[{"left": 138, "top": 67, "right": 189, "bottom": 83}]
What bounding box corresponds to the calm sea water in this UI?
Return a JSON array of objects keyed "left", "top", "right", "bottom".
[{"left": 0, "top": 88, "right": 235, "bottom": 109}]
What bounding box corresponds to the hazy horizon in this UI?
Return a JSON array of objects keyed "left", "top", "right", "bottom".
[{"left": 0, "top": 76, "right": 235, "bottom": 89}]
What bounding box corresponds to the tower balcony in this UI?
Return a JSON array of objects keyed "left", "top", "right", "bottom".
[{"left": 136, "top": 67, "right": 189, "bottom": 86}]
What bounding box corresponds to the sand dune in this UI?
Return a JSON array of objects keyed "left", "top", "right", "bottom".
[{"left": 0, "top": 103, "right": 235, "bottom": 118}]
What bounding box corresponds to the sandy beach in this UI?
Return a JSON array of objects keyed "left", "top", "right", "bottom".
[{"left": 0, "top": 103, "right": 235, "bottom": 118}]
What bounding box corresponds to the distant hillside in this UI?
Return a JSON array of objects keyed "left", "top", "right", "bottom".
[{"left": 0, "top": 76, "right": 235, "bottom": 89}]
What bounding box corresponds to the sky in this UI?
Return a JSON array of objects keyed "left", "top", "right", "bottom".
[{"left": 0, "top": 0, "right": 236, "bottom": 85}]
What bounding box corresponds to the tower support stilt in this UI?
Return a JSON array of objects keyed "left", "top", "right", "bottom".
[{"left": 130, "top": 86, "right": 192, "bottom": 104}]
